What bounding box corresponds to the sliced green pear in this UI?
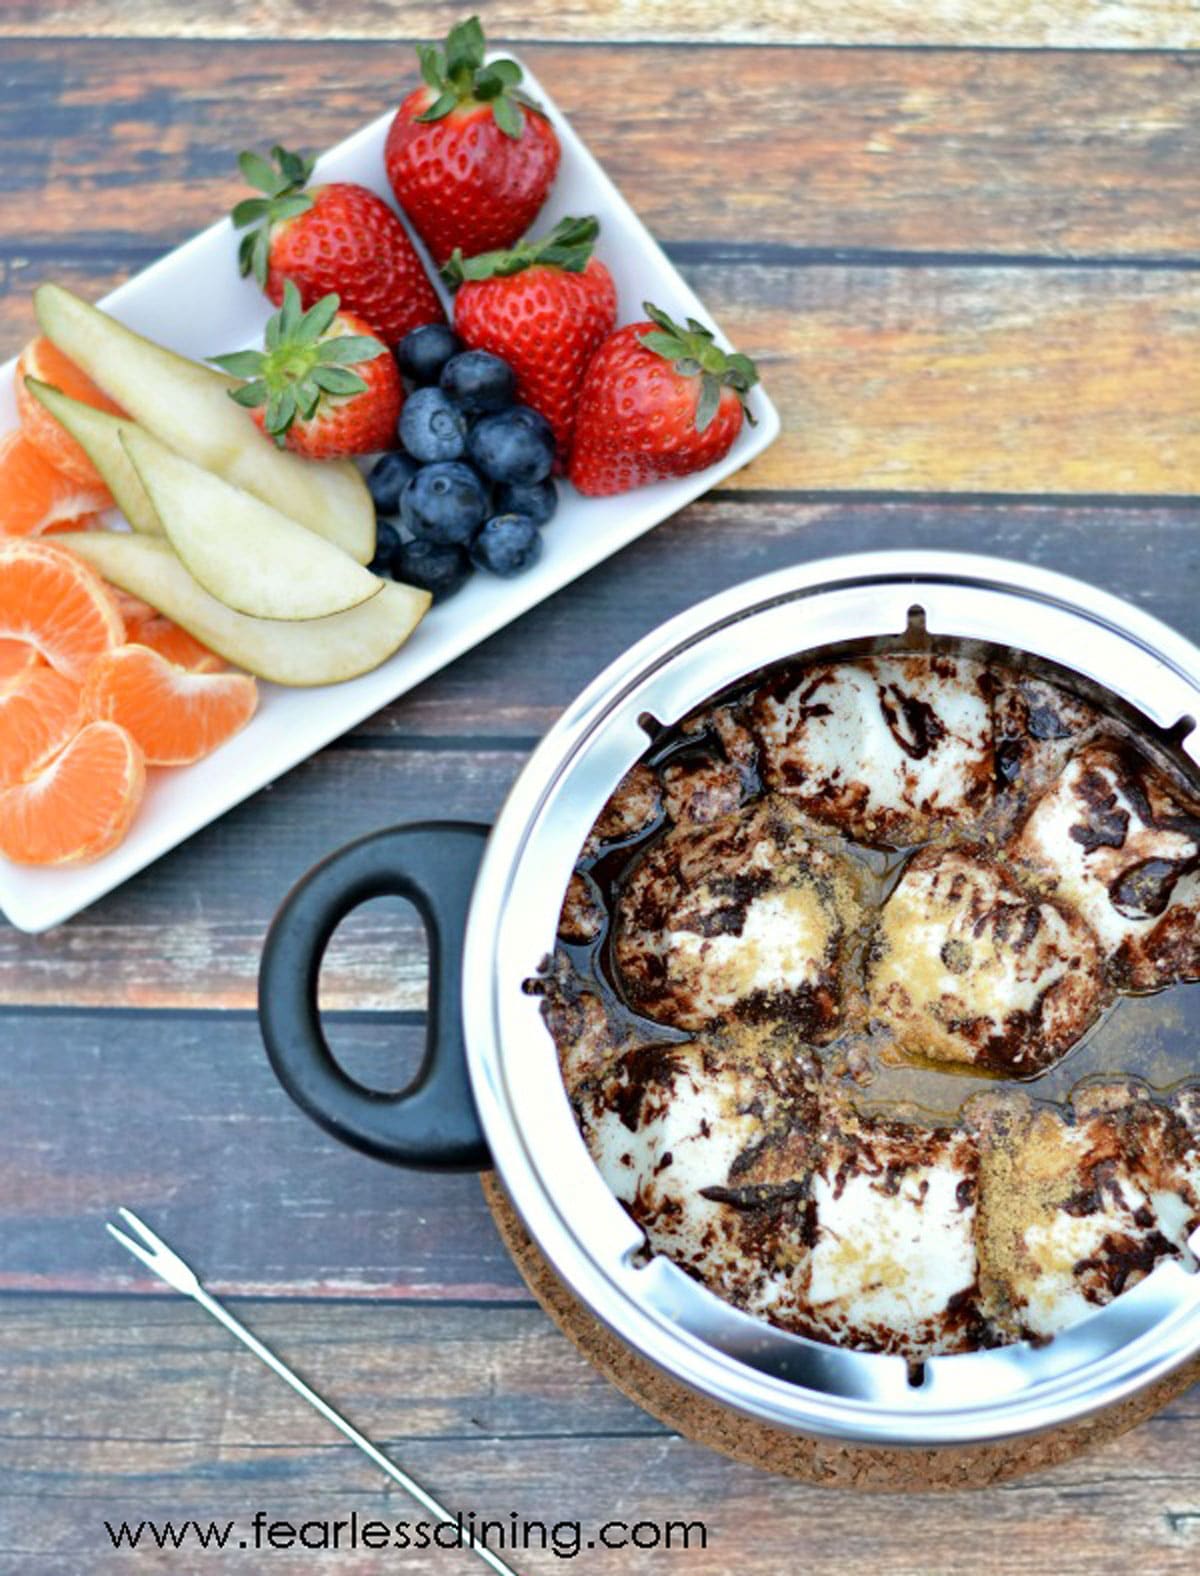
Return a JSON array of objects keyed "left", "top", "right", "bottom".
[
  {"left": 120, "top": 426, "right": 382, "bottom": 621},
  {"left": 34, "top": 283, "right": 375, "bottom": 564},
  {"left": 57, "top": 532, "right": 430, "bottom": 687},
  {"left": 24, "top": 379, "right": 163, "bottom": 536}
]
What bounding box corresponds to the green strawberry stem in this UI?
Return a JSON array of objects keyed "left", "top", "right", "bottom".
[
  {"left": 637, "top": 302, "right": 760, "bottom": 433},
  {"left": 414, "top": 14, "right": 541, "bottom": 140},
  {"left": 441, "top": 215, "right": 599, "bottom": 286},
  {"left": 210, "top": 282, "right": 384, "bottom": 446},
  {"left": 230, "top": 144, "right": 317, "bottom": 286}
]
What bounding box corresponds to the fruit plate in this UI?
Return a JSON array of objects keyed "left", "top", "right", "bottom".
[{"left": 0, "top": 62, "right": 779, "bottom": 933}]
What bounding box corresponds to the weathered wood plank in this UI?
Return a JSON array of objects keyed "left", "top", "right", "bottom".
[
  {"left": 2, "top": 495, "right": 1199, "bottom": 1009},
  {"left": 4, "top": 257, "right": 1197, "bottom": 495},
  {"left": 0, "top": 1, "right": 1196, "bottom": 49},
  {"left": 724, "top": 262, "right": 1200, "bottom": 494},
  {"left": 0, "top": 1297, "right": 656, "bottom": 1445},
  {"left": 2, "top": 43, "right": 1199, "bottom": 260},
  {"left": 1, "top": 1298, "right": 1198, "bottom": 1575},
  {"left": 0, "top": 1011, "right": 526, "bottom": 1297}
]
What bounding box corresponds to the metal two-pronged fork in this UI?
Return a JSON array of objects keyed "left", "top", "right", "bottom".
[{"left": 106, "top": 1207, "right": 518, "bottom": 1576}]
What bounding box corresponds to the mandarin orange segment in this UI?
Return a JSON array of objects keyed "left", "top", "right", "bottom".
[
  {"left": 0, "top": 665, "right": 82, "bottom": 788},
  {"left": 114, "top": 590, "right": 224, "bottom": 671},
  {"left": 15, "top": 337, "right": 124, "bottom": 486},
  {"left": 0, "top": 719, "right": 144, "bottom": 865},
  {"left": 111, "top": 588, "right": 158, "bottom": 626},
  {"left": 0, "top": 539, "right": 124, "bottom": 680},
  {"left": 83, "top": 643, "right": 257, "bottom": 766},
  {"left": 122, "top": 610, "right": 224, "bottom": 674},
  {"left": 0, "top": 430, "right": 111, "bottom": 536},
  {"left": 0, "top": 639, "right": 41, "bottom": 687}
]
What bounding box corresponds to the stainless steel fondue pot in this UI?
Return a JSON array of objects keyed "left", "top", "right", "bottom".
[{"left": 258, "top": 550, "right": 1200, "bottom": 1450}]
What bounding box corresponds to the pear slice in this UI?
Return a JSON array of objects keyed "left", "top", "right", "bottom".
[
  {"left": 56, "top": 532, "right": 430, "bottom": 687},
  {"left": 34, "top": 283, "right": 375, "bottom": 564},
  {"left": 24, "top": 379, "right": 163, "bottom": 535},
  {"left": 120, "top": 426, "right": 381, "bottom": 621}
]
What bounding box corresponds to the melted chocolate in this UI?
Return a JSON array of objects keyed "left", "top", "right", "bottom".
[
  {"left": 1110, "top": 857, "right": 1188, "bottom": 921},
  {"left": 878, "top": 682, "right": 948, "bottom": 762}
]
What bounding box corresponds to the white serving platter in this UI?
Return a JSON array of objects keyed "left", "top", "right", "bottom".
[{"left": 0, "top": 62, "right": 779, "bottom": 932}]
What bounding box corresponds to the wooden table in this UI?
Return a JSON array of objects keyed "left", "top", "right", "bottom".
[{"left": 3, "top": 5, "right": 1200, "bottom": 1571}]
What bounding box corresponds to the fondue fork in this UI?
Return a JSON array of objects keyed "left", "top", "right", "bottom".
[{"left": 106, "top": 1207, "right": 519, "bottom": 1576}]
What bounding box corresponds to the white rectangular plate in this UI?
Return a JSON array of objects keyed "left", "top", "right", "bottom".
[{"left": 0, "top": 62, "right": 779, "bottom": 932}]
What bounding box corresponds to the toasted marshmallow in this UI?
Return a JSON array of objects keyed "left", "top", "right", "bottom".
[
  {"left": 869, "top": 846, "right": 1105, "bottom": 1074},
  {"left": 576, "top": 1036, "right": 818, "bottom": 1307},
  {"left": 614, "top": 796, "right": 863, "bottom": 1034},
  {"left": 800, "top": 1111, "right": 981, "bottom": 1356},
  {"left": 749, "top": 655, "right": 994, "bottom": 843},
  {"left": 1010, "top": 741, "right": 1200, "bottom": 989},
  {"left": 970, "top": 1084, "right": 1200, "bottom": 1341}
]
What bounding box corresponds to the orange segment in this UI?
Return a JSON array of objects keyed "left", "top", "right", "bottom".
[
  {"left": 113, "top": 587, "right": 223, "bottom": 671},
  {"left": 122, "top": 609, "right": 224, "bottom": 674},
  {"left": 0, "top": 719, "right": 144, "bottom": 865},
  {"left": 0, "top": 665, "right": 82, "bottom": 787},
  {"left": 110, "top": 588, "right": 157, "bottom": 626},
  {"left": 0, "top": 430, "right": 111, "bottom": 536},
  {"left": 83, "top": 643, "right": 257, "bottom": 765},
  {"left": 15, "top": 337, "right": 124, "bottom": 486},
  {"left": 0, "top": 538, "right": 124, "bottom": 679},
  {"left": 0, "top": 639, "right": 41, "bottom": 686}
]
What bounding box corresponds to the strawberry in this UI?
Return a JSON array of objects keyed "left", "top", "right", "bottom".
[
  {"left": 230, "top": 144, "right": 444, "bottom": 346},
  {"left": 444, "top": 216, "right": 617, "bottom": 467},
  {"left": 211, "top": 283, "right": 403, "bottom": 460},
  {"left": 384, "top": 16, "right": 560, "bottom": 268},
  {"left": 568, "top": 304, "right": 760, "bottom": 497}
]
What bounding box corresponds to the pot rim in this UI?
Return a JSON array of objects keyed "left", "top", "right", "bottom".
[{"left": 462, "top": 550, "right": 1200, "bottom": 1446}]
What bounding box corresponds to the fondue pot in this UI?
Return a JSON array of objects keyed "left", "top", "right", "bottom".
[{"left": 258, "top": 551, "right": 1200, "bottom": 1467}]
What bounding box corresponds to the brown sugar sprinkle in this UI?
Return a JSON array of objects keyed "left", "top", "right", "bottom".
[{"left": 532, "top": 650, "right": 1200, "bottom": 1357}]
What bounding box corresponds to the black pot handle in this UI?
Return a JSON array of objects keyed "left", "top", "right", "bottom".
[{"left": 258, "top": 821, "right": 492, "bottom": 1172}]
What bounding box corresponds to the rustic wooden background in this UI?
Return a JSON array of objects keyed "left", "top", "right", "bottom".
[{"left": 2, "top": 2, "right": 1200, "bottom": 1571}]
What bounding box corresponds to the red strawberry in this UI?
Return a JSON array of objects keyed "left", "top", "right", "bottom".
[
  {"left": 211, "top": 283, "right": 403, "bottom": 460},
  {"left": 384, "top": 16, "right": 560, "bottom": 268},
  {"left": 569, "top": 304, "right": 760, "bottom": 498},
  {"left": 445, "top": 216, "right": 617, "bottom": 467},
  {"left": 231, "top": 144, "right": 444, "bottom": 346}
]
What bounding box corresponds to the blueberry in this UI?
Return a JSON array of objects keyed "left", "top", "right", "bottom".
[
  {"left": 440, "top": 350, "right": 516, "bottom": 415},
  {"left": 396, "top": 323, "right": 461, "bottom": 386},
  {"left": 366, "top": 451, "right": 419, "bottom": 516},
  {"left": 398, "top": 483, "right": 422, "bottom": 535},
  {"left": 392, "top": 538, "right": 472, "bottom": 602},
  {"left": 368, "top": 516, "right": 402, "bottom": 576},
  {"left": 467, "top": 406, "right": 555, "bottom": 485},
  {"left": 404, "top": 461, "right": 490, "bottom": 547},
  {"left": 494, "top": 477, "right": 557, "bottom": 528},
  {"left": 470, "top": 513, "right": 543, "bottom": 577},
  {"left": 398, "top": 387, "right": 468, "bottom": 463}
]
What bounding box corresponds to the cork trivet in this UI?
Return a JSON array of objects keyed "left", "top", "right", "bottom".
[{"left": 482, "top": 1174, "right": 1200, "bottom": 1491}]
